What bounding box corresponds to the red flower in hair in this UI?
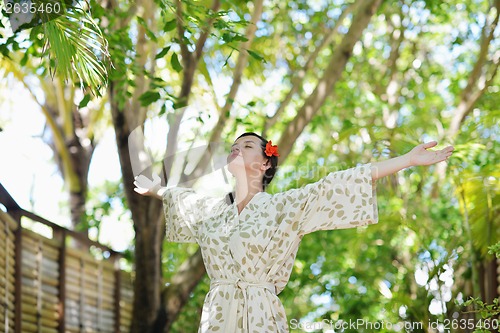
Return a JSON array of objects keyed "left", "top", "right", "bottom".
[{"left": 265, "top": 140, "right": 280, "bottom": 157}]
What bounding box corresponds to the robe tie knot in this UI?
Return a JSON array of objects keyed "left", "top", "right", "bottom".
[
  {"left": 210, "top": 278, "right": 277, "bottom": 331},
  {"left": 211, "top": 278, "right": 276, "bottom": 295}
]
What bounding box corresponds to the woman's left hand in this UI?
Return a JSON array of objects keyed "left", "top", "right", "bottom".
[{"left": 407, "top": 141, "right": 454, "bottom": 166}]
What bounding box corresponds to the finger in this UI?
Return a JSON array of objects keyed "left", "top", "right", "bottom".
[
  {"left": 133, "top": 178, "right": 145, "bottom": 185},
  {"left": 439, "top": 146, "right": 453, "bottom": 152},
  {"left": 136, "top": 175, "right": 152, "bottom": 185},
  {"left": 423, "top": 141, "right": 438, "bottom": 149}
]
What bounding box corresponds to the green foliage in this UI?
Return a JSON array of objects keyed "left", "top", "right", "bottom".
[
  {"left": 0, "top": 1, "right": 110, "bottom": 96},
  {"left": 488, "top": 242, "right": 500, "bottom": 259},
  {"left": 459, "top": 243, "right": 500, "bottom": 333},
  {"left": 81, "top": 180, "right": 131, "bottom": 250},
  {"left": 170, "top": 52, "right": 183, "bottom": 72},
  {"left": 87, "top": 0, "right": 134, "bottom": 109}
]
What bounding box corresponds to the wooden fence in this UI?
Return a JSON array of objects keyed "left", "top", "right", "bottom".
[{"left": 0, "top": 184, "right": 133, "bottom": 333}]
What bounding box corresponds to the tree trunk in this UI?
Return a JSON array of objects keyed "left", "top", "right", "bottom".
[
  {"left": 67, "top": 136, "right": 93, "bottom": 230},
  {"left": 132, "top": 209, "right": 165, "bottom": 333},
  {"left": 109, "top": 80, "right": 165, "bottom": 333},
  {"left": 484, "top": 258, "right": 499, "bottom": 304}
]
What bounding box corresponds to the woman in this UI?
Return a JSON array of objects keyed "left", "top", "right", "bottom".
[{"left": 134, "top": 132, "right": 454, "bottom": 333}]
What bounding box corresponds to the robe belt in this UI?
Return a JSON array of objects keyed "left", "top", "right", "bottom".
[{"left": 210, "top": 278, "right": 277, "bottom": 332}]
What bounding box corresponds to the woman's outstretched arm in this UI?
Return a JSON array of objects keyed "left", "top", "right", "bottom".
[{"left": 371, "top": 141, "right": 454, "bottom": 181}]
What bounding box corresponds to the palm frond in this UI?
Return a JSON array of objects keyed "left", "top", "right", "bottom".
[
  {"left": 41, "top": 2, "right": 110, "bottom": 96},
  {"left": 456, "top": 166, "right": 500, "bottom": 259}
]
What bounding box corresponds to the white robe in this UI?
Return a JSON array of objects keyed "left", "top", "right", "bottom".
[{"left": 163, "top": 164, "right": 379, "bottom": 332}]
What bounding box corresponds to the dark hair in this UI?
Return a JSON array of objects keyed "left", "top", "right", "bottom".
[{"left": 234, "top": 132, "right": 279, "bottom": 191}]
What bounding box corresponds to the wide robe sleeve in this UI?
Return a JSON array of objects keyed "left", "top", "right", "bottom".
[
  {"left": 275, "top": 163, "right": 378, "bottom": 236},
  {"left": 162, "top": 187, "right": 222, "bottom": 243}
]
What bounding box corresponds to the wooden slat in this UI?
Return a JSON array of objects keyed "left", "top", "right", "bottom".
[
  {"left": 0, "top": 322, "right": 15, "bottom": 333},
  {"left": 0, "top": 231, "right": 15, "bottom": 247},
  {"left": 0, "top": 244, "right": 15, "bottom": 260},
  {"left": 66, "top": 255, "right": 114, "bottom": 272},
  {"left": 0, "top": 286, "right": 16, "bottom": 302},
  {"left": 19, "top": 242, "right": 59, "bottom": 262},
  {"left": 0, "top": 268, "right": 16, "bottom": 288},
  {"left": 22, "top": 312, "right": 60, "bottom": 328},
  {"left": 66, "top": 274, "right": 114, "bottom": 298},
  {"left": 21, "top": 278, "right": 59, "bottom": 296},
  {"left": 40, "top": 257, "right": 60, "bottom": 272},
  {"left": 21, "top": 251, "right": 38, "bottom": 268},
  {"left": 21, "top": 304, "right": 59, "bottom": 320},
  {"left": 21, "top": 320, "right": 58, "bottom": 333},
  {"left": 121, "top": 305, "right": 133, "bottom": 319},
  {"left": 0, "top": 307, "right": 15, "bottom": 321},
  {"left": 0, "top": 261, "right": 15, "bottom": 277},
  {"left": 0, "top": 223, "right": 15, "bottom": 237},
  {"left": 21, "top": 229, "right": 60, "bottom": 248},
  {"left": 20, "top": 252, "right": 59, "bottom": 271},
  {"left": 0, "top": 210, "right": 19, "bottom": 230},
  {"left": 66, "top": 248, "right": 113, "bottom": 267},
  {"left": 21, "top": 293, "right": 59, "bottom": 308},
  {"left": 21, "top": 270, "right": 60, "bottom": 288},
  {"left": 39, "top": 243, "right": 59, "bottom": 258}
]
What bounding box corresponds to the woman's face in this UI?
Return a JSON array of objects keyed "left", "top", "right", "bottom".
[{"left": 227, "top": 135, "right": 268, "bottom": 176}]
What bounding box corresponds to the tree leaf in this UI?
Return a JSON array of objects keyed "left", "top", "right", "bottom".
[
  {"left": 155, "top": 46, "right": 171, "bottom": 59},
  {"left": 247, "top": 49, "right": 265, "bottom": 62},
  {"left": 171, "top": 53, "right": 183, "bottom": 72},
  {"left": 232, "top": 34, "right": 248, "bottom": 42},
  {"left": 79, "top": 94, "right": 91, "bottom": 108},
  {"left": 164, "top": 19, "right": 176, "bottom": 32},
  {"left": 137, "top": 16, "right": 157, "bottom": 42},
  {"left": 139, "top": 91, "right": 161, "bottom": 106}
]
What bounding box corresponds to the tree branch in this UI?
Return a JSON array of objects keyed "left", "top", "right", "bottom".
[
  {"left": 194, "top": 0, "right": 221, "bottom": 62},
  {"left": 164, "top": 1, "right": 223, "bottom": 180},
  {"left": 175, "top": 0, "right": 192, "bottom": 68},
  {"left": 164, "top": 248, "right": 206, "bottom": 331},
  {"left": 177, "top": 0, "right": 265, "bottom": 185},
  {"left": 431, "top": 1, "right": 499, "bottom": 196},
  {"left": 448, "top": 1, "right": 499, "bottom": 137},
  {"left": 56, "top": 75, "right": 74, "bottom": 138},
  {"left": 263, "top": 2, "right": 357, "bottom": 135},
  {"left": 129, "top": 0, "right": 155, "bottom": 129},
  {"left": 277, "top": 0, "right": 383, "bottom": 160}
]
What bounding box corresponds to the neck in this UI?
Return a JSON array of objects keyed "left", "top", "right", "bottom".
[{"left": 233, "top": 174, "right": 263, "bottom": 212}]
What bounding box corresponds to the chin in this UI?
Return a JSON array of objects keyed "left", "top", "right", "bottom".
[{"left": 228, "top": 157, "right": 248, "bottom": 176}]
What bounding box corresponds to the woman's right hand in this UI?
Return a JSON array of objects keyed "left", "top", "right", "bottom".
[{"left": 133, "top": 174, "right": 164, "bottom": 199}]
